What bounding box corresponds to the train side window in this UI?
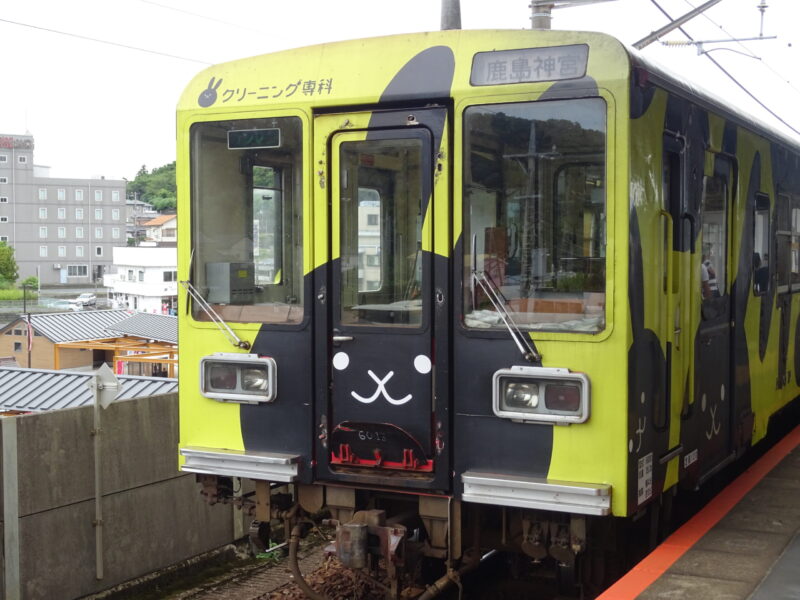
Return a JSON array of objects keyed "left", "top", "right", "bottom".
[
  {"left": 792, "top": 197, "right": 800, "bottom": 291},
  {"left": 753, "top": 193, "right": 770, "bottom": 295},
  {"left": 700, "top": 173, "right": 728, "bottom": 303},
  {"left": 776, "top": 193, "right": 792, "bottom": 294}
]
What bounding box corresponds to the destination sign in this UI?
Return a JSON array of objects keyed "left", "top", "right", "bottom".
[
  {"left": 227, "top": 128, "right": 281, "bottom": 150},
  {"left": 471, "top": 44, "right": 589, "bottom": 86}
]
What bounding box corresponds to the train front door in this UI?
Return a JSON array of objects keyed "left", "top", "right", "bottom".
[{"left": 314, "top": 108, "right": 450, "bottom": 490}]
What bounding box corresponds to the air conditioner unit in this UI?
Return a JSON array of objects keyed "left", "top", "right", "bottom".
[{"left": 53, "top": 264, "right": 61, "bottom": 269}]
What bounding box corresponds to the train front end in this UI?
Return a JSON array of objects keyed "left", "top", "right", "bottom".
[{"left": 177, "top": 29, "right": 636, "bottom": 594}]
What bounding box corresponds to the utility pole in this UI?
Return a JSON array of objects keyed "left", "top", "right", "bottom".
[
  {"left": 441, "top": 0, "right": 461, "bottom": 30},
  {"left": 530, "top": 0, "right": 618, "bottom": 30},
  {"left": 531, "top": 1, "right": 553, "bottom": 29}
]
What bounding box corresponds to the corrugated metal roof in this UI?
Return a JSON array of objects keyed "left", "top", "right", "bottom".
[
  {"left": 105, "top": 312, "right": 177, "bottom": 344},
  {"left": 24, "top": 310, "right": 134, "bottom": 343},
  {"left": 0, "top": 367, "right": 177, "bottom": 413}
]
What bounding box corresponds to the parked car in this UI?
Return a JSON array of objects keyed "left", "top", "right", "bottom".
[{"left": 70, "top": 293, "right": 96, "bottom": 307}]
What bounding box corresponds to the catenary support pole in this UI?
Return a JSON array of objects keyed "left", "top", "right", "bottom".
[{"left": 441, "top": 0, "right": 461, "bottom": 30}]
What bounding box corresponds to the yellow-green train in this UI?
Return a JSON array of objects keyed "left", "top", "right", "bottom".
[{"left": 177, "top": 29, "right": 800, "bottom": 597}]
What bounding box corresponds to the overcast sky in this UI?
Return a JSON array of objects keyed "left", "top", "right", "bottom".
[{"left": 1, "top": 0, "right": 798, "bottom": 180}]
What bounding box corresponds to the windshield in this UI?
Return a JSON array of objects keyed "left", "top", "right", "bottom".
[
  {"left": 463, "top": 98, "right": 606, "bottom": 333},
  {"left": 190, "top": 117, "right": 304, "bottom": 324}
]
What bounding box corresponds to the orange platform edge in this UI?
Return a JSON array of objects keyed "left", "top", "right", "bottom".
[{"left": 596, "top": 424, "right": 800, "bottom": 600}]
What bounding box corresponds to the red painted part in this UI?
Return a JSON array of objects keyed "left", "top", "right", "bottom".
[
  {"left": 331, "top": 444, "right": 435, "bottom": 472},
  {"left": 597, "top": 425, "right": 800, "bottom": 600}
]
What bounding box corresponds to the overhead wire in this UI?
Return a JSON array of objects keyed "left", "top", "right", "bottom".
[
  {"left": 0, "top": 16, "right": 211, "bottom": 65},
  {"left": 137, "top": 0, "right": 264, "bottom": 34},
  {"left": 648, "top": 0, "right": 800, "bottom": 138},
  {"left": 678, "top": 0, "right": 800, "bottom": 97}
]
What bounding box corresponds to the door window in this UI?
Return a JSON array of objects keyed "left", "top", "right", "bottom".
[{"left": 338, "top": 137, "right": 425, "bottom": 328}]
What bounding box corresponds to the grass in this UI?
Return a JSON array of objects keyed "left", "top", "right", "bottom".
[{"left": 0, "top": 289, "right": 38, "bottom": 301}]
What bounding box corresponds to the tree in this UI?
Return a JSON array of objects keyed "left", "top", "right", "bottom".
[
  {"left": 127, "top": 162, "right": 177, "bottom": 210},
  {"left": 21, "top": 276, "right": 39, "bottom": 289},
  {"left": 0, "top": 242, "right": 19, "bottom": 285}
]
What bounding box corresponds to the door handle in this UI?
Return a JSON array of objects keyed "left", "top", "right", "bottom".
[{"left": 332, "top": 335, "right": 353, "bottom": 343}]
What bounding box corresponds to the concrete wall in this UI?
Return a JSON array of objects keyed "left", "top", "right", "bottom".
[{"left": 1, "top": 393, "right": 241, "bottom": 600}]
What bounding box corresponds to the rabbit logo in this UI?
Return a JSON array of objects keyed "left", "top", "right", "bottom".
[
  {"left": 332, "top": 352, "right": 431, "bottom": 406},
  {"left": 198, "top": 77, "right": 223, "bottom": 108}
]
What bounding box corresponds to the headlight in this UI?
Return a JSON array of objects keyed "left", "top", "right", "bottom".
[
  {"left": 501, "top": 382, "right": 539, "bottom": 410},
  {"left": 200, "top": 353, "right": 277, "bottom": 403},
  {"left": 493, "top": 366, "right": 589, "bottom": 424}
]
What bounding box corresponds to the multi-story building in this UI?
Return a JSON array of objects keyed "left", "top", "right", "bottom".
[
  {"left": 0, "top": 133, "right": 126, "bottom": 284},
  {"left": 103, "top": 246, "right": 177, "bottom": 313}
]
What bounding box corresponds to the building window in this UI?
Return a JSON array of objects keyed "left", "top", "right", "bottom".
[
  {"left": 57, "top": 189, "right": 66, "bottom": 201},
  {"left": 75, "top": 208, "right": 84, "bottom": 220},
  {"left": 75, "top": 189, "right": 84, "bottom": 201},
  {"left": 127, "top": 269, "right": 134, "bottom": 281},
  {"left": 57, "top": 226, "right": 66, "bottom": 238},
  {"left": 163, "top": 228, "right": 176, "bottom": 238},
  {"left": 0, "top": 178, "right": 8, "bottom": 184},
  {"left": 39, "top": 189, "right": 47, "bottom": 201},
  {"left": 39, "top": 226, "right": 47, "bottom": 238},
  {"left": 138, "top": 270, "right": 145, "bottom": 281},
  {"left": 0, "top": 236, "right": 7, "bottom": 243},
  {"left": 58, "top": 207, "right": 66, "bottom": 219},
  {"left": 75, "top": 226, "right": 84, "bottom": 239},
  {"left": 18, "top": 156, "right": 27, "bottom": 164},
  {"left": 112, "top": 190, "right": 120, "bottom": 202},
  {"left": 0, "top": 156, "right": 6, "bottom": 163},
  {"left": 94, "top": 190, "right": 102, "bottom": 202},
  {"left": 39, "top": 246, "right": 48, "bottom": 257},
  {"left": 111, "top": 209, "right": 120, "bottom": 220},
  {"left": 58, "top": 246, "right": 66, "bottom": 257},
  {"left": 163, "top": 270, "right": 178, "bottom": 282},
  {"left": 13, "top": 342, "right": 21, "bottom": 352},
  {"left": 112, "top": 227, "right": 120, "bottom": 239},
  {"left": 0, "top": 197, "right": 7, "bottom": 203},
  {"left": 95, "top": 227, "right": 103, "bottom": 239},
  {"left": 75, "top": 246, "right": 85, "bottom": 258},
  {"left": 95, "top": 208, "right": 103, "bottom": 220},
  {"left": 0, "top": 217, "right": 8, "bottom": 223},
  {"left": 95, "top": 246, "right": 103, "bottom": 257},
  {"left": 39, "top": 207, "right": 47, "bottom": 219},
  {"left": 68, "top": 265, "right": 88, "bottom": 277}
]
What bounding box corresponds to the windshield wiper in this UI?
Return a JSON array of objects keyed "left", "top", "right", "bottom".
[
  {"left": 471, "top": 270, "right": 541, "bottom": 363},
  {"left": 471, "top": 233, "right": 540, "bottom": 362},
  {"left": 180, "top": 280, "right": 251, "bottom": 350}
]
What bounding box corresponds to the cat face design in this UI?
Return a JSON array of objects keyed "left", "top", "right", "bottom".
[{"left": 332, "top": 351, "right": 431, "bottom": 406}]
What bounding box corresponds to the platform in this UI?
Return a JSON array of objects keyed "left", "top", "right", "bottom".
[{"left": 598, "top": 425, "right": 800, "bottom": 600}]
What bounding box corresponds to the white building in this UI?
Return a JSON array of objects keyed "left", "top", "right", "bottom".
[
  {"left": 143, "top": 214, "right": 177, "bottom": 244},
  {"left": 103, "top": 246, "right": 177, "bottom": 313}
]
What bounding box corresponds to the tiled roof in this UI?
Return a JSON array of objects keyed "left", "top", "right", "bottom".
[
  {"left": 0, "top": 367, "right": 177, "bottom": 413},
  {"left": 23, "top": 310, "right": 134, "bottom": 343},
  {"left": 106, "top": 312, "right": 177, "bottom": 344},
  {"left": 143, "top": 214, "right": 176, "bottom": 226}
]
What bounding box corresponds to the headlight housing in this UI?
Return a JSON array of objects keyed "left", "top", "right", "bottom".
[
  {"left": 493, "top": 366, "right": 589, "bottom": 424},
  {"left": 200, "top": 353, "right": 277, "bottom": 403}
]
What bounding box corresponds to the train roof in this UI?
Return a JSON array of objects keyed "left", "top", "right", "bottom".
[{"left": 178, "top": 28, "right": 800, "bottom": 155}]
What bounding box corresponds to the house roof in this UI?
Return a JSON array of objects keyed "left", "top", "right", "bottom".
[
  {"left": 11, "top": 310, "right": 135, "bottom": 343},
  {"left": 0, "top": 367, "right": 177, "bottom": 413},
  {"left": 143, "top": 214, "right": 176, "bottom": 227},
  {"left": 106, "top": 312, "right": 177, "bottom": 344}
]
